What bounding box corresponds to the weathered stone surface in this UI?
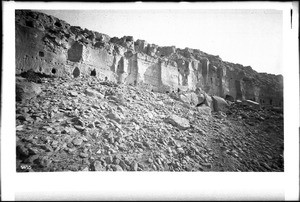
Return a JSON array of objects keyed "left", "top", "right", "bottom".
[
  {"left": 72, "top": 138, "right": 83, "bottom": 146},
  {"left": 85, "top": 88, "right": 104, "bottom": 99},
  {"left": 106, "top": 111, "right": 124, "bottom": 123},
  {"left": 93, "top": 160, "right": 106, "bottom": 171},
  {"left": 212, "top": 96, "right": 229, "bottom": 112},
  {"left": 165, "top": 114, "right": 190, "bottom": 130},
  {"left": 16, "top": 80, "right": 42, "bottom": 102},
  {"left": 204, "top": 94, "right": 214, "bottom": 111},
  {"left": 112, "top": 164, "right": 123, "bottom": 171},
  {"left": 197, "top": 106, "right": 212, "bottom": 116},
  {"left": 15, "top": 10, "right": 283, "bottom": 107}
]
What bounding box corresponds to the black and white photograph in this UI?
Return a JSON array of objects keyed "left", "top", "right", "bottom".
[
  {"left": 2, "top": 1, "right": 299, "bottom": 200},
  {"left": 15, "top": 7, "right": 284, "bottom": 173}
]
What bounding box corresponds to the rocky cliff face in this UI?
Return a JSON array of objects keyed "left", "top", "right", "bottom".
[{"left": 15, "top": 10, "right": 283, "bottom": 107}]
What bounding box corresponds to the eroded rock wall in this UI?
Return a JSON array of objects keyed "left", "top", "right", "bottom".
[
  {"left": 16, "top": 24, "right": 67, "bottom": 76},
  {"left": 15, "top": 10, "right": 283, "bottom": 108}
]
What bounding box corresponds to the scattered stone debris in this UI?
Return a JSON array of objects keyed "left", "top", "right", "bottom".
[
  {"left": 14, "top": 10, "right": 284, "bottom": 173},
  {"left": 16, "top": 76, "right": 284, "bottom": 172}
]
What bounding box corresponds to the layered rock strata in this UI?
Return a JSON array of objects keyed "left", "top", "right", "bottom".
[{"left": 15, "top": 10, "right": 283, "bottom": 107}]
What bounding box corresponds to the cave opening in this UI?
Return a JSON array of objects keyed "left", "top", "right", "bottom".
[
  {"left": 73, "top": 67, "right": 80, "bottom": 78},
  {"left": 91, "top": 69, "right": 96, "bottom": 76},
  {"left": 225, "top": 95, "right": 234, "bottom": 102},
  {"left": 270, "top": 99, "right": 273, "bottom": 105},
  {"left": 39, "top": 51, "right": 44, "bottom": 57},
  {"left": 67, "top": 42, "right": 83, "bottom": 62},
  {"left": 51, "top": 68, "right": 57, "bottom": 74}
]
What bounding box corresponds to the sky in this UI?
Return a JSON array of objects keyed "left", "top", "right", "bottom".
[{"left": 38, "top": 8, "right": 283, "bottom": 75}]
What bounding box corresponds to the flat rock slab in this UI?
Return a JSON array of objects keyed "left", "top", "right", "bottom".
[
  {"left": 165, "top": 114, "right": 190, "bottom": 130},
  {"left": 243, "top": 100, "right": 261, "bottom": 109}
]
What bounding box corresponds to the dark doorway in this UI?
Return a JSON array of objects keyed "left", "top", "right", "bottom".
[
  {"left": 91, "top": 69, "right": 96, "bottom": 76},
  {"left": 235, "top": 80, "right": 243, "bottom": 100},
  {"left": 73, "top": 67, "right": 80, "bottom": 78},
  {"left": 51, "top": 68, "right": 57, "bottom": 74},
  {"left": 39, "top": 51, "right": 44, "bottom": 57}
]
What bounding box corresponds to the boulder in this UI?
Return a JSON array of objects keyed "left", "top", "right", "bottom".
[
  {"left": 85, "top": 88, "right": 104, "bottom": 99},
  {"left": 211, "top": 96, "right": 229, "bottom": 112},
  {"left": 187, "top": 92, "right": 199, "bottom": 106},
  {"left": 93, "top": 160, "right": 106, "bottom": 171},
  {"left": 16, "top": 78, "right": 42, "bottom": 102},
  {"left": 179, "top": 94, "right": 190, "bottom": 104},
  {"left": 197, "top": 93, "right": 206, "bottom": 104},
  {"left": 106, "top": 111, "right": 124, "bottom": 123},
  {"left": 179, "top": 92, "right": 201, "bottom": 106},
  {"left": 165, "top": 114, "right": 190, "bottom": 130},
  {"left": 197, "top": 106, "right": 212, "bottom": 116}
]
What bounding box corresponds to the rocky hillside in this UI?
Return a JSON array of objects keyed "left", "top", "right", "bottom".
[
  {"left": 16, "top": 74, "right": 283, "bottom": 172},
  {"left": 15, "top": 10, "right": 283, "bottom": 107},
  {"left": 15, "top": 10, "right": 284, "bottom": 172}
]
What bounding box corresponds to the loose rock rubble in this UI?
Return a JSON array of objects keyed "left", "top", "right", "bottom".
[{"left": 16, "top": 75, "right": 283, "bottom": 172}]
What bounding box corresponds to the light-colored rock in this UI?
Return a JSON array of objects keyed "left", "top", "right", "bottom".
[
  {"left": 69, "top": 91, "right": 78, "bottom": 97},
  {"left": 179, "top": 94, "right": 190, "bottom": 104},
  {"left": 197, "top": 105, "right": 212, "bottom": 116},
  {"left": 72, "top": 138, "right": 83, "bottom": 146},
  {"left": 132, "top": 161, "right": 138, "bottom": 171},
  {"left": 165, "top": 114, "right": 190, "bottom": 130},
  {"left": 212, "top": 96, "right": 229, "bottom": 112},
  {"left": 85, "top": 88, "right": 104, "bottom": 99},
  {"left": 112, "top": 164, "right": 123, "bottom": 171},
  {"left": 94, "top": 160, "right": 106, "bottom": 171},
  {"left": 203, "top": 94, "right": 214, "bottom": 111},
  {"left": 79, "top": 152, "right": 89, "bottom": 158},
  {"left": 183, "top": 92, "right": 200, "bottom": 105},
  {"left": 243, "top": 100, "right": 261, "bottom": 109},
  {"left": 106, "top": 111, "right": 124, "bottom": 123}
]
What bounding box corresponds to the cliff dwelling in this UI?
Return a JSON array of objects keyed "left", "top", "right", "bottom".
[{"left": 14, "top": 10, "right": 284, "bottom": 177}]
